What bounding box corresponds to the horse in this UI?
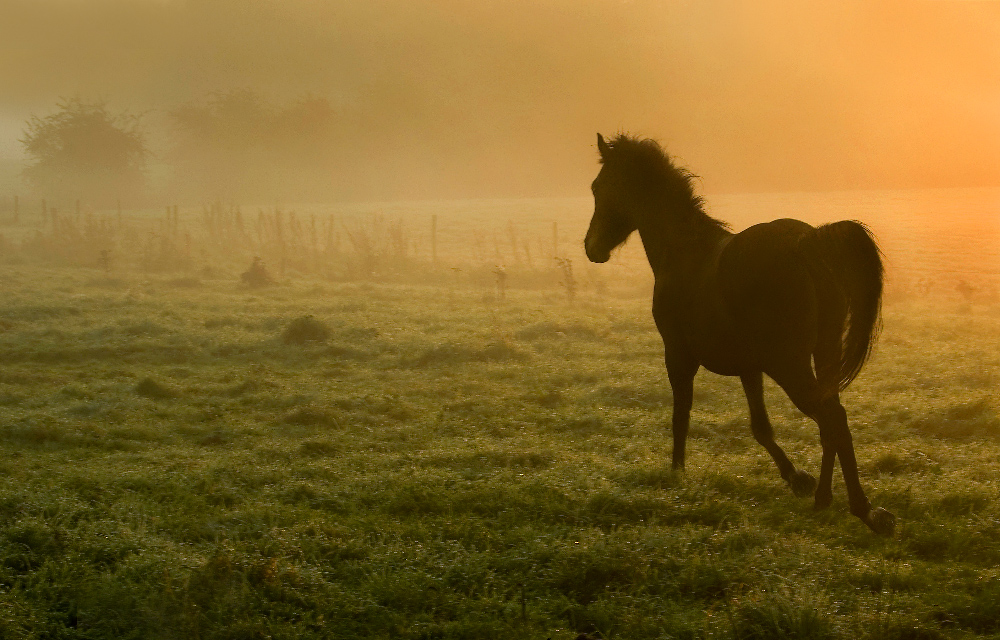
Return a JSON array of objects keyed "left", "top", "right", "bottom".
[{"left": 585, "top": 133, "right": 894, "bottom": 535}]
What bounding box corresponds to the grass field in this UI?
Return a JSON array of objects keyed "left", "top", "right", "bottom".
[
  {"left": 0, "top": 259, "right": 998, "bottom": 640},
  {"left": 0, "top": 188, "right": 999, "bottom": 639}
]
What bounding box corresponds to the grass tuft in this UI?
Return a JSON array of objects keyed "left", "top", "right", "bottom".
[
  {"left": 134, "top": 377, "right": 179, "bottom": 399},
  {"left": 620, "top": 465, "right": 680, "bottom": 489},
  {"left": 880, "top": 625, "right": 947, "bottom": 640},
  {"left": 911, "top": 398, "right": 999, "bottom": 439},
  {"left": 406, "top": 339, "right": 528, "bottom": 367},
  {"left": 281, "top": 315, "right": 331, "bottom": 344},
  {"left": 283, "top": 406, "right": 341, "bottom": 427},
  {"left": 514, "top": 321, "right": 603, "bottom": 341},
  {"left": 298, "top": 440, "right": 340, "bottom": 457},
  {"left": 730, "top": 593, "right": 838, "bottom": 640}
]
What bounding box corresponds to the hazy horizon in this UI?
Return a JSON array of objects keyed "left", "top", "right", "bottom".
[{"left": 1, "top": 0, "right": 998, "bottom": 201}]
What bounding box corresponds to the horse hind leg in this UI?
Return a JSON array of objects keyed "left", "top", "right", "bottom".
[
  {"left": 817, "top": 400, "right": 894, "bottom": 535},
  {"left": 812, "top": 337, "right": 841, "bottom": 510},
  {"left": 740, "top": 372, "right": 816, "bottom": 498},
  {"left": 772, "top": 361, "right": 895, "bottom": 536},
  {"left": 814, "top": 439, "right": 836, "bottom": 510}
]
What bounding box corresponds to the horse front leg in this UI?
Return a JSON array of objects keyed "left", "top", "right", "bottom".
[{"left": 666, "top": 357, "right": 699, "bottom": 470}]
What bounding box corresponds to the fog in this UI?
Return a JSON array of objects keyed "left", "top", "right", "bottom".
[{"left": 1, "top": 0, "right": 998, "bottom": 201}]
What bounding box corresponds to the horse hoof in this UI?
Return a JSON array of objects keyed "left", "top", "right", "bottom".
[
  {"left": 813, "top": 490, "right": 833, "bottom": 511},
  {"left": 866, "top": 507, "right": 896, "bottom": 536},
  {"left": 788, "top": 470, "right": 817, "bottom": 498}
]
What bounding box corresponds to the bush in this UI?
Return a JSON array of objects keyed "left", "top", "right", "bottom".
[{"left": 21, "top": 98, "right": 148, "bottom": 204}]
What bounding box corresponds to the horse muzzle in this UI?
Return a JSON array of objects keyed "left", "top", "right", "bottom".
[{"left": 584, "top": 238, "right": 610, "bottom": 263}]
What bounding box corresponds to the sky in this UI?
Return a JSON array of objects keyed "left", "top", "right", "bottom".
[{"left": 0, "top": 0, "right": 998, "bottom": 199}]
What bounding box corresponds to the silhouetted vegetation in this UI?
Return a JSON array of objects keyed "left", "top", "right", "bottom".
[
  {"left": 20, "top": 98, "right": 147, "bottom": 205},
  {"left": 240, "top": 256, "right": 274, "bottom": 288}
]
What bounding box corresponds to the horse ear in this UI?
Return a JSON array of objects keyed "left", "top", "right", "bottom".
[{"left": 597, "top": 133, "right": 611, "bottom": 159}]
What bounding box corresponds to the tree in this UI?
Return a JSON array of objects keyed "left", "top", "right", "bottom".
[{"left": 21, "top": 98, "right": 148, "bottom": 205}]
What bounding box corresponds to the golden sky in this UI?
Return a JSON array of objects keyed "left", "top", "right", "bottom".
[{"left": 1, "top": 0, "right": 998, "bottom": 197}]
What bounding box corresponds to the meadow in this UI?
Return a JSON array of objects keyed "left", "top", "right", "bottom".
[{"left": 0, "top": 192, "right": 998, "bottom": 639}]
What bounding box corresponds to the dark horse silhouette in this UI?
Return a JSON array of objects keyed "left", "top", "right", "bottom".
[{"left": 585, "top": 133, "right": 894, "bottom": 535}]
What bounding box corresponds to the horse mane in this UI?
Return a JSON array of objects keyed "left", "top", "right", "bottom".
[{"left": 602, "top": 134, "right": 730, "bottom": 231}]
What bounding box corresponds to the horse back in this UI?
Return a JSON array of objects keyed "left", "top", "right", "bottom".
[{"left": 714, "top": 218, "right": 827, "bottom": 363}]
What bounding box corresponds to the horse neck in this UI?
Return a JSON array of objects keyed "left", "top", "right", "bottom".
[{"left": 632, "top": 198, "right": 729, "bottom": 277}]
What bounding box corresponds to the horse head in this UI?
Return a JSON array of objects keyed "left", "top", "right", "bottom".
[{"left": 585, "top": 133, "right": 638, "bottom": 263}]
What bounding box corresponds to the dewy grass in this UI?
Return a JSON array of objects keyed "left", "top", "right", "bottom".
[{"left": 0, "top": 267, "right": 997, "bottom": 638}]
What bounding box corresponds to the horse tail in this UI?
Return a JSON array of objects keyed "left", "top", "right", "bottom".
[{"left": 801, "top": 220, "right": 884, "bottom": 392}]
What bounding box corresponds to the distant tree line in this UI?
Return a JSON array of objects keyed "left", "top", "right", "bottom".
[
  {"left": 20, "top": 98, "right": 147, "bottom": 206},
  {"left": 19, "top": 91, "right": 342, "bottom": 207}
]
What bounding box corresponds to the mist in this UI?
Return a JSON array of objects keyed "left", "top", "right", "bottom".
[{"left": 1, "top": 0, "right": 998, "bottom": 201}]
